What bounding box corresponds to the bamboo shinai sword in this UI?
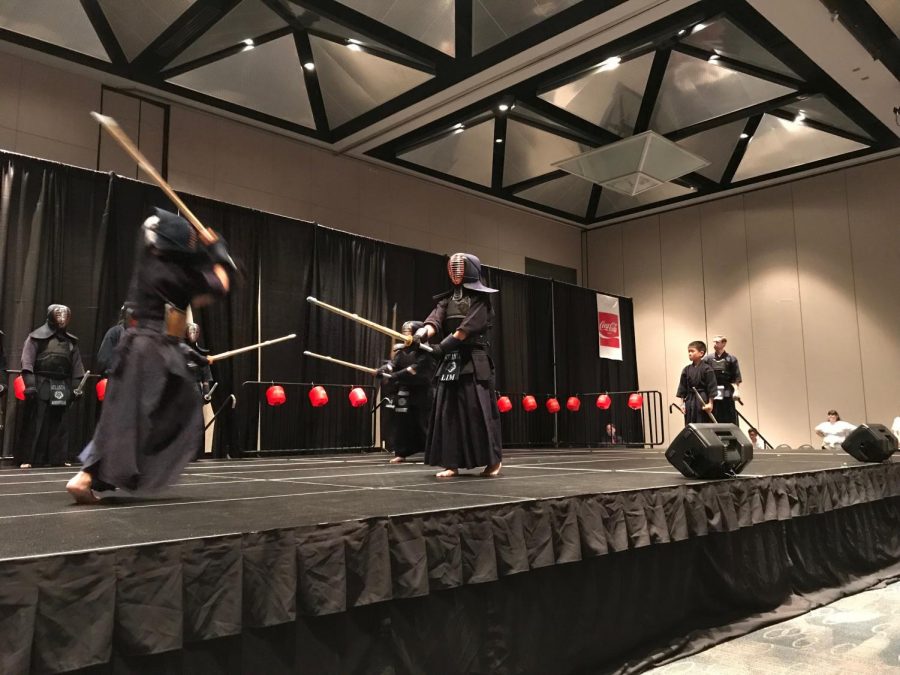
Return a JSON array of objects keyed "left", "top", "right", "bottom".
[
  {"left": 208, "top": 334, "right": 297, "bottom": 363},
  {"left": 306, "top": 297, "right": 433, "bottom": 352}
]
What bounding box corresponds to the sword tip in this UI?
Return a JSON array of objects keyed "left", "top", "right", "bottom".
[{"left": 306, "top": 296, "right": 316, "bottom": 302}]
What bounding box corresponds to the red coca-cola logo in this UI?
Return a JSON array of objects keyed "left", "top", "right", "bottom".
[{"left": 598, "top": 311, "right": 620, "bottom": 348}]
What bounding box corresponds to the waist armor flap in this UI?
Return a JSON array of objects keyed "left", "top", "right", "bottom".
[
  {"left": 709, "top": 358, "right": 730, "bottom": 384},
  {"left": 165, "top": 304, "right": 187, "bottom": 338},
  {"left": 35, "top": 336, "right": 73, "bottom": 377}
]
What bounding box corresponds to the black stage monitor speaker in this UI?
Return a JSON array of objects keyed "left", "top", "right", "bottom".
[
  {"left": 665, "top": 423, "right": 753, "bottom": 479},
  {"left": 840, "top": 424, "right": 898, "bottom": 463}
]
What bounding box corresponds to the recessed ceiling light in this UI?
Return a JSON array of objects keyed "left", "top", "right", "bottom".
[
  {"left": 740, "top": 133, "right": 749, "bottom": 139},
  {"left": 347, "top": 43, "right": 362, "bottom": 51},
  {"left": 708, "top": 54, "right": 720, "bottom": 62},
  {"left": 678, "top": 29, "right": 687, "bottom": 36},
  {"left": 596, "top": 56, "right": 621, "bottom": 72},
  {"left": 452, "top": 123, "right": 464, "bottom": 130},
  {"left": 495, "top": 138, "right": 503, "bottom": 143},
  {"left": 303, "top": 62, "right": 315, "bottom": 71},
  {"left": 692, "top": 23, "right": 707, "bottom": 34},
  {"left": 242, "top": 38, "right": 255, "bottom": 50},
  {"left": 453, "top": 128, "right": 464, "bottom": 134},
  {"left": 793, "top": 112, "right": 806, "bottom": 124},
  {"left": 347, "top": 38, "right": 362, "bottom": 45},
  {"left": 498, "top": 103, "right": 509, "bottom": 112}
]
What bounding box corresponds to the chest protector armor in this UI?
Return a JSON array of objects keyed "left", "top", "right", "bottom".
[
  {"left": 708, "top": 355, "right": 732, "bottom": 385},
  {"left": 35, "top": 336, "right": 73, "bottom": 378}
]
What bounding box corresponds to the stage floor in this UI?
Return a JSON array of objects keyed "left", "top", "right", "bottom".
[{"left": 1, "top": 446, "right": 890, "bottom": 561}]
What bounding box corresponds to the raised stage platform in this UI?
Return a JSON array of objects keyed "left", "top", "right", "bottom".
[{"left": 2, "top": 448, "right": 898, "bottom": 674}]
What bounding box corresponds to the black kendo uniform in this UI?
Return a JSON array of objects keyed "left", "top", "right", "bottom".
[
  {"left": 421, "top": 254, "right": 502, "bottom": 471},
  {"left": 676, "top": 360, "right": 718, "bottom": 426},
  {"left": 96, "top": 305, "right": 130, "bottom": 378},
  {"left": 377, "top": 321, "right": 436, "bottom": 459},
  {"left": 703, "top": 350, "right": 742, "bottom": 424},
  {"left": 185, "top": 323, "right": 214, "bottom": 400},
  {"left": 16, "top": 305, "right": 85, "bottom": 466},
  {"left": 75, "top": 208, "right": 232, "bottom": 496},
  {"left": 185, "top": 322, "right": 214, "bottom": 458}
]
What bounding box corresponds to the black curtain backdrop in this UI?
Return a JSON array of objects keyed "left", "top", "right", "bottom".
[
  {"left": 553, "top": 281, "right": 641, "bottom": 446},
  {"left": 483, "top": 267, "right": 556, "bottom": 446},
  {"left": 0, "top": 150, "right": 642, "bottom": 457},
  {"left": 0, "top": 155, "right": 112, "bottom": 459}
]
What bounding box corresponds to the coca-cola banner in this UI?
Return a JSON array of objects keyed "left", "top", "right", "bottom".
[{"left": 596, "top": 293, "right": 623, "bottom": 361}]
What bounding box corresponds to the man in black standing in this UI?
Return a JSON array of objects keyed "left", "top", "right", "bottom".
[{"left": 703, "top": 335, "right": 742, "bottom": 425}]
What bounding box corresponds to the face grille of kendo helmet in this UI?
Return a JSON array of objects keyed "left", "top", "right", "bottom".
[{"left": 448, "top": 253, "right": 466, "bottom": 285}]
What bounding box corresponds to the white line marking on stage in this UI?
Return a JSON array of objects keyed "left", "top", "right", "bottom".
[
  {"left": 0, "top": 487, "right": 368, "bottom": 521},
  {"left": 386, "top": 487, "right": 534, "bottom": 502},
  {"left": 0, "top": 479, "right": 257, "bottom": 497}
]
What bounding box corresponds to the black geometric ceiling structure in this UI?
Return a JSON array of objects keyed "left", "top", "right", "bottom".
[
  {"left": 0, "top": 0, "right": 896, "bottom": 228},
  {"left": 371, "top": 1, "right": 898, "bottom": 226}
]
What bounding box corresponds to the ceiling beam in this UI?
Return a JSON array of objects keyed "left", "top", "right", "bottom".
[
  {"left": 491, "top": 113, "right": 508, "bottom": 191},
  {"left": 130, "top": 0, "right": 242, "bottom": 73},
  {"left": 632, "top": 48, "right": 671, "bottom": 133},
  {"left": 79, "top": 0, "right": 127, "bottom": 66},
  {"left": 665, "top": 90, "right": 806, "bottom": 140},
  {"left": 720, "top": 114, "right": 762, "bottom": 184},
  {"left": 294, "top": 31, "right": 330, "bottom": 134},
  {"left": 278, "top": 0, "right": 451, "bottom": 68}
]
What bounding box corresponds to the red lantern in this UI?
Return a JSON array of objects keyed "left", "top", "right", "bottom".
[
  {"left": 308, "top": 385, "right": 327, "bottom": 407},
  {"left": 546, "top": 397, "right": 561, "bottom": 414},
  {"left": 348, "top": 387, "right": 368, "bottom": 408},
  {"left": 566, "top": 396, "right": 581, "bottom": 412},
  {"left": 267, "top": 385, "right": 287, "bottom": 406},
  {"left": 13, "top": 375, "right": 25, "bottom": 401},
  {"left": 96, "top": 378, "right": 108, "bottom": 401},
  {"left": 628, "top": 392, "right": 643, "bottom": 410},
  {"left": 522, "top": 395, "right": 538, "bottom": 412},
  {"left": 497, "top": 396, "right": 513, "bottom": 413},
  {"left": 596, "top": 393, "right": 612, "bottom": 410}
]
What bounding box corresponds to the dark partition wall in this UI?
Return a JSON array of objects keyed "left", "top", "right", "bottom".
[{"left": 0, "top": 150, "right": 641, "bottom": 456}]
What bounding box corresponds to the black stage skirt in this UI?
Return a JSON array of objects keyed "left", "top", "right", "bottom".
[
  {"left": 425, "top": 374, "right": 502, "bottom": 470},
  {"left": 80, "top": 328, "right": 202, "bottom": 492}
]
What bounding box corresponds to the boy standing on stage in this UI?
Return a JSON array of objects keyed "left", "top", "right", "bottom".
[{"left": 676, "top": 340, "right": 717, "bottom": 425}]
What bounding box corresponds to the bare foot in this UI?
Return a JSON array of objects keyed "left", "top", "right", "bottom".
[
  {"left": 19, "top": 463, "right": 32, "bottom": 469},
  {"left": 389, "top": 456, "right": 405, "bottom": 464},
  {"left": 66, "top": 471, "right": 100, "bottom": 504},
  {"left": 481, "top": 463, "right": 502, "bottom": 477},
  {"left": 435, "top": 468, "right": 459, "bottom": 478}
]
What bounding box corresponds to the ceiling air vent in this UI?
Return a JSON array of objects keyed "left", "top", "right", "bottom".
[{"left": 553, "top": 130, "right": 709, "bottom": 196}]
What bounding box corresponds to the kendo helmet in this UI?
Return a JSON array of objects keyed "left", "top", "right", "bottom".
[
  {"left": 142, "top": 208, "right": 199, "bottom": 255},
  {"left": 447, "top": 253, "right": 497, "bottom": 293},
  {"left": 46, "top": 304, "right": 71, "bottom": 330}
]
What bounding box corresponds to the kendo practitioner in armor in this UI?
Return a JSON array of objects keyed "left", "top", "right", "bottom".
[
  {"left": 415, "top": 253, "right": 503, "bottom": 477},
  {"left": 16, "top": 305, "right": 85, "bottom": 468},
  {"left": 375, "top": 320, "right": 436, "bottom": 464},
  {"left": 185, "top": 322, "right": 214, "bottom": 457},
  {"left": 96, "top": 304, "right": 131, "bottom": 377},
  {"left": 702, "top": 335, "right": 742, "bottom": 425},
  {"left": 66, "top": 208, "right": 233, "bottom": 503},
  {"left": 676, "top": 340, "right": 718, "bottom": 425}
]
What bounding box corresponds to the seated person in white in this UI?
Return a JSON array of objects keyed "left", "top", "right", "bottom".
[
  {"left": 814, "top": 409, "right": 856, "bottom": 449},
  {"left": 747, "top": 427, "right": 765, "bottom": 451},
  {"left": 892, "top": 416, "right": 900, "bottom": 445}
]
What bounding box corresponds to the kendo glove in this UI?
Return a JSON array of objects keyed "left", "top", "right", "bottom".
[
  {"left": 375, "top": 363, "right": 394, "bottom": 379},
  {"left": 205, "top": 234, "right": 238, "bottom": 275},
  {"left": 23, "top": 372, "right": 37, "bottom": 400},
  {"left": 429, "top": 334, "right": 462, "bottom": 360}
]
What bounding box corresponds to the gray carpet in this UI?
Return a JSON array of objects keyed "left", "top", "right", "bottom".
[{"left": 651, "top": 581, "right": 900, "bottom": 674}]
